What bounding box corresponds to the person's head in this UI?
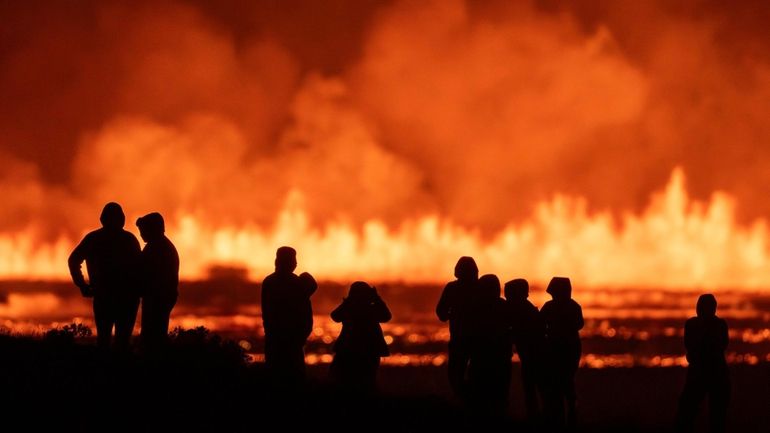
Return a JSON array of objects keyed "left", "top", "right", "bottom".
[
  {"left": 546, "top": 277, "right": 571, "bottom": 300},
  {"left": 136, "top": 212, "right": 165, "bottom": 242},
  {"left": 100, "top": 202, "right": 125, "bottom": 230},
  {"left": 696, "top": 294, "right": 717, "bottom": 318},
  {"left": 504, "top": 278, "right": 529, "bottom": 301},
  {"left": 454, "top": 256, "right": 479, "bottom": 282},
  {"left": 348, "top": 281, "right": 376, "bottom": 301},
  {"left": 275, "top": 246, "right": 297, "bottom": 273},
  {"left": 478, "top": 274, "right": 501, "bottom": 301}
]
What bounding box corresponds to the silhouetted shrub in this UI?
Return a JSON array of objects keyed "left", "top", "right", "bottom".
[
  {"left": 43, "top": 323, "right": 92, "bottom": 345},
  {"left": 168, "top": 326, "right": 248, "bottom": 367}
]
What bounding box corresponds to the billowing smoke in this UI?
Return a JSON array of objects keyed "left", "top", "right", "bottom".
[
  {"left": 1, "top": 0, "right": 769, "bottom": 277},
  {"left": 349, "top": 1, "right": 647, "bottom": 227}
]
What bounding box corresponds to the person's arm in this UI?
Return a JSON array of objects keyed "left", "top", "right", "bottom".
[
  {"left": 373, "top": 295, "right": 392, "bottom": 323},
  {"left": 436, "top": 283, "right": 452, "bottom": 322},
  {"left": 718, "top": 319, "right": 729, "bottom": 352},
  {"left": 68, "top": 235, "right": 92, "bottom": 297},
  {"left": 171, "top": 248, "right": 180, "bottom": 290},
  {"left": 160, "top": 243, "right": 180, "bottom": 293},
  {"left": 123, "top": 233, "right": 144, "bottom": 292},
  {"left": 330, "top": 299, "right": 349, "bottom": 323},
  {"left": 683, "top": 319, "right": 695, "bottom": 363},
  {"left": 575, "top": 303, "right": 584, "bottom": 331},
  {"left": 260, "top": 278, "right": 274, "bottom": 332},
  {"left": 299, "top": 272, "right": 317, "bottom": 297}
]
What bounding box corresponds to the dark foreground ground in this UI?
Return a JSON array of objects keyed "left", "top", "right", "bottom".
[{"left": 1, "top": 330, "right": 768, "bottom": 432}]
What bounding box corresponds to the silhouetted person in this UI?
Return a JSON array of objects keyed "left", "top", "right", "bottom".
[
  {"left": 330, "top": 281, "right": 391, "bottom": 395},
  {"left": 136, "top": 212, "right": 179, "bottom": 351},
  {"left": 467, "top": 274, "right": 510, "bottom": 415},
  {"left": 505, "top": 278, "right": 545, "bottom": 421},
  {"left": 68, "top": 202, "right": 141, "bottom": 350},
  {"left": 436, "top": 256, "right": 479, "bottom": 398},
  {"left": 540, "top": 277, "right": 583, "bottom": 431},
  {"left": 675, "top": 294, "right": 730, "bottom": 433},
  {"left": 261, "top": 246, "right": 317, "bottom": 387}
]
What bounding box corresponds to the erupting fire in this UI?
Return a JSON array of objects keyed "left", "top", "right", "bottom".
[{"left": 1, "top": 168, "right": 768, "bottom": 288}]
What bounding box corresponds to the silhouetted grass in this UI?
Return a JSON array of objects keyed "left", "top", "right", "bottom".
[
  {"left": 1, "top": 325, "right": 768, "bottom": 432},
  {"left": 0, "top": 325, "right": 465, "bottom": 432}
]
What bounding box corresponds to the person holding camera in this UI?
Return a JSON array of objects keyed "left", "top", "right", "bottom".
[{"left": 329, "top": 281, "right": 392, "bottom": 394}]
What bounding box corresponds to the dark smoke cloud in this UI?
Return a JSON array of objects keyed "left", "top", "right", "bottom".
[{"left": 1, "top": 0, "right": 769, "bottom": 238}]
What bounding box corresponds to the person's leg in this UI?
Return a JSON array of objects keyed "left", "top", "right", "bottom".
[
  {"left": 268, "top": 340, "right": 306, "bottom": 386},
  {"left": 290, "top": 344, "right": 307, "bottom": 384},
  {"left": 341, "top": 353, "right": 372, "bottom": 394},
  {"left": 142, "top": 296, "right": 159, "bottom": 349},
  {"left": 448, "top": 339, "right": 471, "bottom": 398},
  {"left": 676, "top": 369, "right": 707, "bottom": 433},
  {"left": 565, "top": 369, "right": 578, "bottom": 431},
  {"left": 115, "top": 296, "right": 139, "bottom": 351},
  {"left": 520, "top": 355, "right": 541, "bottom": 420},
  {"left": 564, "top": 347, "right": 582, "bottom": 431},
  {"left": 496, "top": 357, "right": 512, "bottom": 415},
  {"left": 264, "top": 336, "right": 279, "bottom": 373},
  {"left": 93, "top": 296, "right": 114, "bottom": 349},
  {"left": 540, "top": 345, "right": 561, "bottom": 431},
  {"left": 158, "top": 295, "right": 177, "bottom": 342},
  {"left": 366, "top": 356, "right": 381, "bottom": 393},
  {"left": 708, "top": 371, "right": 730, "bottom": 433},
  {"left": 547, "top": 352, "right": 573, "bottom": 431}
]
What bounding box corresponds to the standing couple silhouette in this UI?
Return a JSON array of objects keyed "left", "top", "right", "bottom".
[{"left": 68, "top": 202, "right": 179, "bottom": 351}]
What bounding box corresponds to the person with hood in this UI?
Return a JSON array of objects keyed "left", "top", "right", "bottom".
[
  {"left": 675, "top": 294, "right": 730, "bottom": 433},
  {"left": 467, "top": 274, "right": 510, "bottom": 415},
  {"left": 329, "top": 281, "right": 391, "bottom": 394},
  {"left": 436, "top": 256, "right": 479, "bottom": 398},
  {"left": 540, "top": 276, "right": 583, "bottom": 431},
  {"left": 136, "top": 212, "right": 179, "bottom": 351},
  {"left": 68, "top": 202, "right": 141, "bottom": 350},
  {"left": 261, "top": 246, "right": 318, "bottom": 386},
  {"left": 504, "top": 278, "right": 545, "bottom": 421}
]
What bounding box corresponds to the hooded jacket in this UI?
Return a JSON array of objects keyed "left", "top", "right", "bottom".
[{"left": 68, "top": 203, "right": 141, "bottom": 297}]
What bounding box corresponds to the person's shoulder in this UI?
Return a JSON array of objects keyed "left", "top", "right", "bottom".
[
  {"left": 161, "top": 236, "right": 179, "bottom": 254},
  {"left": 443, "top": 280, "right": 461, "bottom": 290},
  {"left": 82, "top": 228, "right": 103, "bottom": 241},
  {"left": 539, "top": 301, "right": 553, "bottom": 315},
  {"left": 298, "top": 272, "right": 317, "bottom": 290},
  {"left": 167, "top": 236, "right": 178, "bottom": 250},
  {"left": 119, "top": 229, "right": 140, "bottom": 244},
  {"left": 73, "top": 229, "right": 101, "bottom": 251}
]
